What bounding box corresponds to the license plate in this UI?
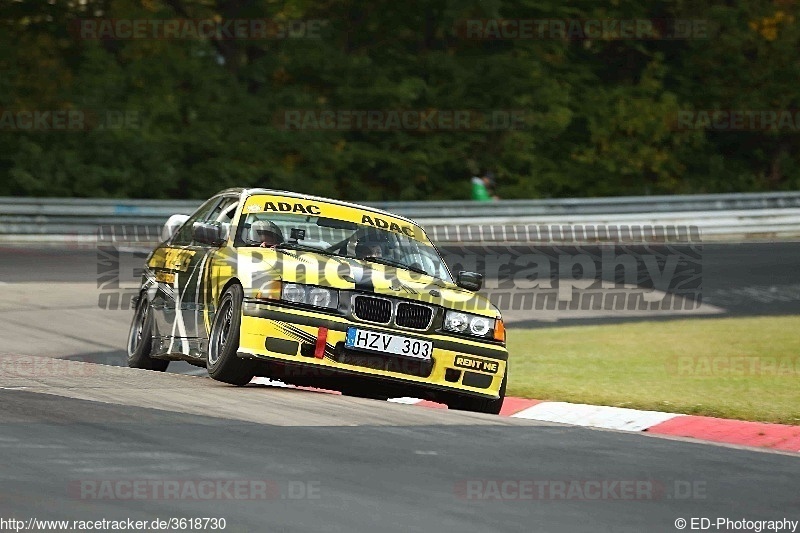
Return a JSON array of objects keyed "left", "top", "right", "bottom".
[{"left": 345, "top": 328, "right": 432, "bottom": 360}]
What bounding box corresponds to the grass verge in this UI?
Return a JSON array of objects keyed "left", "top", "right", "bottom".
[{"left": 506, "top": 315, "right": 800, "bottom": 425}]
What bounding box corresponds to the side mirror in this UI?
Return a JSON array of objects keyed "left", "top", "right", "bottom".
[
  {"left": 192, "top": 221, "right": 226, "bottom": 246},
  {"left": 162, "top": 214, "right": 190, "bottom": 242},
  {"left": 456, "top": 271, "right": 483, "bottom": 291}
]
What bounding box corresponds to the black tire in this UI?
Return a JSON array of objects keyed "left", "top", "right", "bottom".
[
  {"left": 127, "top": 296, "right": 169, "bottom": 372},
  {"left": 206, "top": 284, "right": 255, "bottom": 386},
  {"left": 446, "top": 370, "right": 507, "bottom": 415}
]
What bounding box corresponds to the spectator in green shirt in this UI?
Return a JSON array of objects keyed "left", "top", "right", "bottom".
[{"left": 471, "top": 171, "right": 498, "bottom": 201}]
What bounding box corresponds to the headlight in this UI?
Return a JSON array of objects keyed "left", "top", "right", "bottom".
[
  {"left": 469, "top": 316, "right": 491, "bottom": 336},
  {"left": 280, "top": 283, "right": 338, "bottom": 310},
  {"left": 282, "top": 283, "right": 306, "bottom": 303},
  {"left": 308, "top": 286, "right": 335, "bottom": 308},
  {"left": 443, "top": 310, "right": 495, "bottom": 339},
  {"left": 443, "top": 312, "right": 469, "bottom": 333}
]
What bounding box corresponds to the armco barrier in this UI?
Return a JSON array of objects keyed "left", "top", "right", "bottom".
[{"left": 1, "top": 192, "right": 799, "bottom": 243}]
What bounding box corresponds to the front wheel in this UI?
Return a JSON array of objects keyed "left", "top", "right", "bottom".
[
  {"left": 127, "top": 296, "right": 169, "bottom": 372},
  {"left": 446, "top": 370, "right": 506, "bottom": 415},
  {"left": 206, "top": 284, "right": 255, "bottom": 386}
]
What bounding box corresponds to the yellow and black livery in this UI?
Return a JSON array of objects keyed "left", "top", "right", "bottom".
[{"left": 128, "top": 188, "right": 508, "bottom": 414}]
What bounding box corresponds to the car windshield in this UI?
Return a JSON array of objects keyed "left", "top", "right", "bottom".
[{"left": 237, "top": 212, "right": 452, "bottom": 282}]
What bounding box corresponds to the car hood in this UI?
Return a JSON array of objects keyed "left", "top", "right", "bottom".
[{"left": 235, "top": 248, "right": 499, "bottom": 318}]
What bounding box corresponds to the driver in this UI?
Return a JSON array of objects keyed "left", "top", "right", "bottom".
[
  {"left": 250, "top": 220, "right": 283, "bottom": 248},
  {"left": 355, "top": 241, "right": 382, "bottom": 259}
]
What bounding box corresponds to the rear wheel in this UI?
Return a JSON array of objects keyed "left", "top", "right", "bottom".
[
  {"left": 207, "top": 284, "right": 255, "bottom": 386},
  {"left": 446, "top": 370, "right": 506, "bottom": 415},
  {"left": 127, "top": 296, "right": 169, "bottom": 372}
]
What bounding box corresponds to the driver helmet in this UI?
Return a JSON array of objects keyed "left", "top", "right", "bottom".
[
  {"left": 355, "top": 241, "right": 383, "bottom": 258},
  {"left": 250, "top": 220, "right": 283, "bottom": 246}
]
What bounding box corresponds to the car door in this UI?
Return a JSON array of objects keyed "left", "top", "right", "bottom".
[
  {"left": 183, "top": 195, "right": 240, "bottom": 350},
  {"left": 148, "top": 196, "right": 221, "bottom": 355},
  {"left": 173, "top": 195, "right": 241, "bottom": 357}
]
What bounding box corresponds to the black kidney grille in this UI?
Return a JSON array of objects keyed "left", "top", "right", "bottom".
[
  {"left": 353, "top": 296, "right": 392, "bottom": 324},
  {"left": 395, "top": 302, "right": 433, "bottom": 330}
]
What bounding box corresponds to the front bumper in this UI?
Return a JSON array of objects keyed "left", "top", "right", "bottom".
[{"left": 238, "top": 300, "right": 508, "bottom": 399}]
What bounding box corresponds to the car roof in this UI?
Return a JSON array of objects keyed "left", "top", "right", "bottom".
[{"left": 218, "top": 187, "right": 421, "bottom": 227}]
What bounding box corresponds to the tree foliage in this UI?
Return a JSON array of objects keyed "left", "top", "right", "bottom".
[{"left": 1, "top": 0, "right": 798, "bottom": 200}]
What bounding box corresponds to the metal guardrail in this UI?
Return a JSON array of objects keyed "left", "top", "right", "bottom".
[
  {"left": 373, "top": 191, "right": 800, "bottom": 218},
  {"left": 1, "top": 192, "right": 800, "bottom": 243}
]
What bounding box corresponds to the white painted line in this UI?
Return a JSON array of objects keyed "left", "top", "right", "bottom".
[
  {"left": 511, "top": 402, "right": 681, "bottom": 431},
  {"left": 387, "top": 397, "right": 425, "bottom": 405},
  {"left": 245, "top": 380, "right": 431, "bottom": 407},
  {"left": 250, "top": 377, "right": 291, "bottom": 388},
  {"left": 245, "top": 379, "right": 428, "bottom": 405},
  {"left": 246, "top": 381, "right": 427, "bottom": 404}
]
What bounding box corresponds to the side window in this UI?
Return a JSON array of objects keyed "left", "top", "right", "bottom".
[
  {"left": 171, "top": 197, "right": 221, "bottom": 246},
  {"left": 207, "top": 196, "right": 239, "bottom": 224},
  {"left": 206, "top": 196, "right": 240, "bottom": 243}
]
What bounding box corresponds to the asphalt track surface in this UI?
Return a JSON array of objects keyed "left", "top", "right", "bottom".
[
  {"left": 0, "top": 243, "right": 799, "bottom": 532},
  {"left": 1, "top": 379, "right": 798, "bottom": 533}
]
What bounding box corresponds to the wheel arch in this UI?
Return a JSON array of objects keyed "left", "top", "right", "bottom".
[
  {"left": 219, "top": 277, "right": 243, "bottom": 303},
  {"left": 202, "top": 277, "right": 243, "bottom": 337}
]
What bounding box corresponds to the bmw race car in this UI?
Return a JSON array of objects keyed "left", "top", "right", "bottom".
[{"left": 128, "top": 189, "right": 508, "bottom": 413}]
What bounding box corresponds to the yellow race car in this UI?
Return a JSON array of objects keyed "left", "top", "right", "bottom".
[{"left": 128, "top": 188, "right": 508, "bottom": 413}]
